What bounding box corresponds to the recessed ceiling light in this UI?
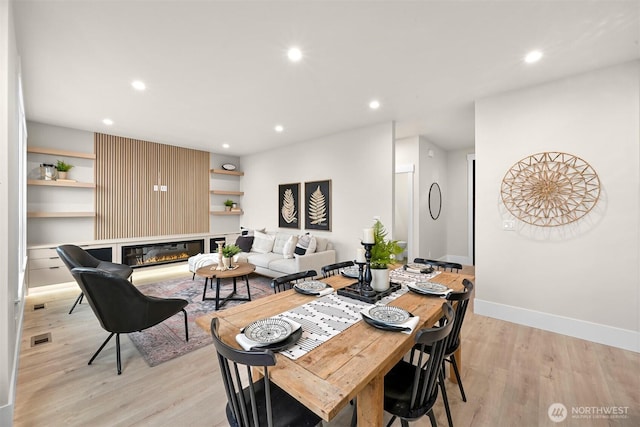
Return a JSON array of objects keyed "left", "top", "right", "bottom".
[
  {"left": 287, "top": 47, "right": 302, "bottom": 62},
  {"left": 524, "top": 50, "right": 543, "bottom": 64},
  {"left": 274, "top": 125, "right": 284, "bottom": 133},
  {"left": 131, "top": 80, "right": 146, "bottom": 91},
  {"left": 102, "top": 118, "right": 113, "bottom": 125},
  {"left": 222, "top": 143, "right": 230, "bottom": 149},
  {"left": 369, "top": 100, "right": 381, "bottom": 110}
]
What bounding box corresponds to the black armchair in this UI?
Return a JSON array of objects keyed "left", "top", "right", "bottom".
[
  {"left": 57, "top": 244, "right": 133, "bottom": 314},
  {"left": 70, "top": 267, "right": 189, "bottom": 375}
]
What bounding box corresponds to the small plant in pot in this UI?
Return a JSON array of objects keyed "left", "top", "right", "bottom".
[
  {"left": 224, "top": 199, "right": 234, "bottom": 211},
  {"left": 221, "top": 244, "right": 242, "bottom": 269},
  {"left": 55, "top": 160, "right": 74, "bottom": 180},
  {"left": 369, "top": 220, "right": 403, "bottom": 291}
]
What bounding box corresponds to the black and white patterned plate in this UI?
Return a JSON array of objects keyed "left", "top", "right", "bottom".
[
  {"left": 244, "top": 318, "right": 293, "bottom": 344},
  {"left": 408, "top": 281, "right": 450, "bottom": 295},
  {"left": 368, "top": 306, "right": 410, "bottom": 325},
  {"left": 294, "top": 280, "right": 328, "bottom": 292},
  {"left": 341, "top": 266, "right": 359, "bottom": 278}
]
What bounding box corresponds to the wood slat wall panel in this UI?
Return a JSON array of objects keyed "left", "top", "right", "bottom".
[{"left": 95, "top": 133, "right": 209, "bottom": 239}]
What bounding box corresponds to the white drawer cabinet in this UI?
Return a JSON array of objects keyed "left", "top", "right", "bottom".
[{"left": 27, "top": 246, "right": 73, "bottom": 288}]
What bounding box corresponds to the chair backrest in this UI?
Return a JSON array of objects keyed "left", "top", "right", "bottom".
[
  {"left": 271, "top": 270, "right": 317, "bottom": 293},
  {"left": 321, "top": 260, "right": 354, "bottom": 278},
  {"left": 210, "top": 318, "right": 278, "bottom": 426},
  {"left": 413, "top": 258, "right": 462, "bottom": 272},
  {"left": 70, "top": 267, "right": 155, "bottom": 333},
  {"left": 407, "top": 302, "right": 455, "bottom": 415},
  {"left": 444, "top": 278, "right": 474, "bottom": 354},
  {"left": 57, "top": 244, "right": 102, "bottom": 270}
]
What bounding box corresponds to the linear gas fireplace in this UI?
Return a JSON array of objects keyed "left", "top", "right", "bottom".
[{"left": 121, "top": 239, "right": 204, "bottom": 268}]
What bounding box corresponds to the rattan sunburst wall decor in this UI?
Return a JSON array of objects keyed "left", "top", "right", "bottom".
[{"left": 501, "top": 152, "right": 601, "bottom": 227}]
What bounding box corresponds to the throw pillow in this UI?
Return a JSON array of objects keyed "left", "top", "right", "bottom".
[
  {"left": 251, "top": 231, "right": 275, "bottom": 254},
  {"left": 235, "top": 236, "right": 254, "bottom": 252},
  {"left": 272, "top": 233, "right": 292, "bottom": 255},
  {"left": 294, "top": 234, "right": 317, "bottom": 255},
  {"left": 283, "top": 235, "right": 298, "bottom": 259}
]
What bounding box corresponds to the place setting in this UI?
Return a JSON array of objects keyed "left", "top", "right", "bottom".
[
  {"left": 236, "top": 317, "right": 303, "bottom": 352},
  {"left": 360, "top": 305, "right": 420, "bottom": 334},
  {"left": 406, "top": 281, "right": 452, "bottom": 297},
  {"left": 293, "top": 280, "right": 335, "bottom": 297}
]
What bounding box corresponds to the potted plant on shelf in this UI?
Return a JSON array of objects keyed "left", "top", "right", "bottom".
[
  {"left": 221, "top": 244, "right": 242, "bottom": 269},
  {"left": 224, "top": 199, "right": 234, "bottom": 211},
  {"left": 369, "top": 220, "right": 403, "bottom": 291},
  {"left": 55, "top": 160, "right": 74, "bottom": 180}
]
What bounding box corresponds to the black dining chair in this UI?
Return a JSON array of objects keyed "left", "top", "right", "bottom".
[
  {"left": 57, "top": 244, "right": 133, "bottom": 314},
  {"left": 414, "top": 258, "right": 462, "bottom": 273},
  {"left": 321, "top": 260, "right": 355, "bottom": 278},
  {"left": 384, "top": 302, "right": 455, "bottom": 427},
  {"left": 210, "top": 318, "right": 322, "bottom": 427},
  {"left": 411, "top": 279, "right": 474, "bottom": 427},
  {"left": 70, "top": 267, "right": 188, "bottom": 375},
  {"left": 272, "top": 270, "right": 317, "bottom": 293}
]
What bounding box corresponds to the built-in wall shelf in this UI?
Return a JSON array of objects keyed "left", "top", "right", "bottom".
[
  {"left": 27, "top": 147, "right": 96, "bottom": 160},
  {"left": 210, "top": 210, "right": 244, "bottom": 216},
  {"left": 210, "top": 169, "right": 244, "bottom": 176},
  {"left": 210, "top": 190, "right": 244, "bottom": 196},
  {"left": 28, "top": 212, "right": 96, "bottom": 218},
  {"left": 28, "top": 179, "right": 95, "bottom": 188}
]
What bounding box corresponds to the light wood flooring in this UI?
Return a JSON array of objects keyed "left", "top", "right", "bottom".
[{"left": 14, "top": 265, "right": 640, "bottom": 426}]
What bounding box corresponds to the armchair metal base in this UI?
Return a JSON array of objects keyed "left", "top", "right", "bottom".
[{"left": 68, "top": 292, "right": 84, "bottom": 314}]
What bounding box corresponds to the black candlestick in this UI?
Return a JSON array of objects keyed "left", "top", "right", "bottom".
[
  {"left": 361, "top": 242, "right": 376, "bottom": 297},
  {"left": 354, "top": 261, "right": 366, "bottom": 293}
]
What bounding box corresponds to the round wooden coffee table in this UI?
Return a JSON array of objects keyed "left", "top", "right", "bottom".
[{"left": 195, "top": 262, "right": 256, "bottom": 310}]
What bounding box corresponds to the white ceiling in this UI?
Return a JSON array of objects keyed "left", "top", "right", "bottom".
[{"left": 13, "top": 1, "right": 640, "bottom": 156}]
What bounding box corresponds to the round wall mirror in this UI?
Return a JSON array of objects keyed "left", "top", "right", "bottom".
[{"left": 429, "top": 183, "right": 442, "bottom": 220}]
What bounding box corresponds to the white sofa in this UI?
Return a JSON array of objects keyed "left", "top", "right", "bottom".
[{"left": 234, "top": 231, "right": 336, "bottom": 278}]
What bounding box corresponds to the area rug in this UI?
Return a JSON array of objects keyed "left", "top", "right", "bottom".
[{"left": 128, "top": 273, "right": 273, "bottom": 367}]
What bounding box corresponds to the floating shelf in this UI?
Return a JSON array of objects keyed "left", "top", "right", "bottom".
[
  {"left": 28, "top": 179, "right": 95, "bottom": 188},
  {"left": 210, "top": 210, "right": 244, "bottom": 216},
  {"left": 27, "top": 147, "right": 96, "bottom": 160},
  {"left": 210, "top": 190, "right": 244, "bottom": 196},
  {"left": 28, "top": 212, "right": 96, "bottom": 218},
  {"left": 210, "top": 169, "right": 244, "bottom": 176}
]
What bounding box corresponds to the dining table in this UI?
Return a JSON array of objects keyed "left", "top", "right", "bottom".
[{"left": 195, "top": 268, "right": 474, "bottom": 426}]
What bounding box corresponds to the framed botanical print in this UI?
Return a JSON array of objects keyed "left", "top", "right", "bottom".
[
  {"left": 278, "top": 183, "right": 300, "bottom": 229},
  {"left": 304, "top": 179, "right": 331, "bottom": 231}
]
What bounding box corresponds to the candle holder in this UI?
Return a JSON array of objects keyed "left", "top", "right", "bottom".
[
  {"left": 361, "top": 242, "right": 376, "bottom": 297},
  {"left": 354, "top": 261, "right": 366, "bottom": 292}
]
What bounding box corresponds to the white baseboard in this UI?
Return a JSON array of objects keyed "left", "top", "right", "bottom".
[{"left": 475, "top": 299, "right": 640, "bottom": 353}]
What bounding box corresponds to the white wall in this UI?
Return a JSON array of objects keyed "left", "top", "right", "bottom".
[
  {"left": 475, "top": 61, "right": 640, "bottom": 351},
  {"left": 418, "top": 137, "right": 447, "bottom": 260},
  {"left": 446, "top": 147, "right": 474, "bottom": 264},
  {"left": 241, "top": 122, "right": 395, "bottom": 262},
  {"left": 1, "top": 0, "right": 24, "bottom": 423}
]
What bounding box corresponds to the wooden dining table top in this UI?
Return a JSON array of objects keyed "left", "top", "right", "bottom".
[{"left": 195, "top": 269, "right": 474, "bottom": 425}]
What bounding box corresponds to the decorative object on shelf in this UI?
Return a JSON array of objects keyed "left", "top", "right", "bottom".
[
  {"left": 304, "top": 179, "right": 331, "bottom": 231},
  {"left": 221, "top": 244, "right": 241, "bottom": 269},
  {"left": 221, "top": 163, "right": 237, "bottom": 171},
  {"left": 501, "top": 152, "right": 601, "bottom": 227},
  {"left": 428, "top": 182, "right": 442, "bottom": 220},
  {"left": 369, "top": 220, "right": 403, "bottom": 292},
  {"left": 278, "top": 183, "right": 300, "bottom": 229},
  {"left": 39, "top": 163, "right": 57, "bottom": 180},
  {"left": 224, "top": 199, "right": 234, "bottom": 211},
  {"left": 55, "top": 159, "right": 74, "bottom": 180}
]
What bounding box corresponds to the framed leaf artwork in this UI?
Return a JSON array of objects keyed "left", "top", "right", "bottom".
[
  {"left": 278, "top": 183, "right": 300, "bottom": 229},
  {"left": 304, "top": 179, "right": 331, "bottom": 231}
]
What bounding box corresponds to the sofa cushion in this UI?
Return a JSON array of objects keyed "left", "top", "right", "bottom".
[
  {"left": 246, "top": 252, "right": 284, "bottom": 269},
  {"left": 235, "top": 236, "right": 254, "bottom": 252},
  {"left": 314, "top": 236, "right": 329, "bottom": 252},
  {"left": 272, "top": 233, "right": 292, "bottom": 255},
  {"left": 252, "top": 231, "right": 275, "bottom": 254},
  {"left": 283, "top": 235, "right": 298, "bottom": 259},
  {"left": 267, "top": 258, "right": 299, "bottom": 275}
]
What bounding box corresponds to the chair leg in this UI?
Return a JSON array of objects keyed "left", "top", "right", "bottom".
[
  {"left": 115, "top": 333, "right": 122, "bottom": 375},
  {"left": 401, "top": 419, "right": 410, "bottom": 427},
  {"left": 450, "top": 354, "right": 467, "bottom": 402},
  {"left": 350, "top": 400, "right": 357, "bottom": 427},
  {"left": 182, "top": 308, "right": 189, "bottom": 342},
  {"left": 428, "top": 409, "right": 438, "bottom": 427},
  {"left": 88, "top": 332, "right": 115, "bottom": 366},
  {"left": 68, "top": 292, "right": 84, "bottom": 314},
  {"left": 439, "top": 370, "right": 454, "bottom": 427},
  {"left": 386, "top": 415, "right": 397, "bottom": 427}
]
